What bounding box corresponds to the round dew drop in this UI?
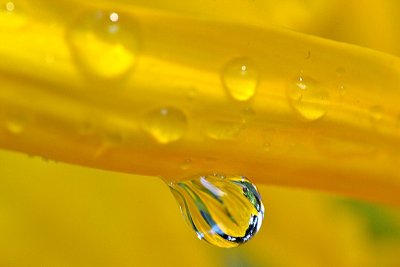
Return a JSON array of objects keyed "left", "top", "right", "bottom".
[
  {"left": 222, "top": 58, "right": 259, "bottom": 101},
  {"left": 287, "top": 76, "right": 330, "bottom": 121},
  {"left": 143, "top": 107, "right": 187, "bottom": 144},
  {"left": 66, "top": 10, "right": 139, "bottom": 80}
]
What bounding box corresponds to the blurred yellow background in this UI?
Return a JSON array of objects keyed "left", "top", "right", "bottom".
[
  {"left": 1, "top": 149, "right": 400, "bottom": 266},
  {"left": 1, "top": 0, "right": 400, "bottom": 266}
]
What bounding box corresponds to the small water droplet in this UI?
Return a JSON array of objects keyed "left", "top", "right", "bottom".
[
  {"left": 206, "top": 120, "right": 244, "bottom": 140},
  {"left": 180, "top": 159, "right": 192, "bottom": 170},
  {"left": 221, "top": 58, "right": 259, "bottom": 101},
  {"left": 5, "top": 1, "right": 14, "bottom": 11},
  {"left": 109, "top": 12, "right": 119, "bottom": 22},
  {"left": 66, "top": 10, "right": 139, "bottom": 80},
  {"left": 5, "top": 114, "right": 27, "bottom": 134},
  {"left": 338, "top": 84, "right": 346, "bottom": 97},
  {"left": 287, "top": 76, "right": 329, "bottom": 121},
  {"left": 169, "top": 174, "right": 264, "bottom": 248},
  {"left": 143, "top": 107, "right": 187, "bottom": 143}
]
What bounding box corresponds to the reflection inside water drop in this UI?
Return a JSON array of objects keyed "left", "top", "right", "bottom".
[
  {"left": 169, "top": 174, "right": 264, "bottom": 248},
  {"left": 221, "top": 58, "right": 259, "bottom": 101},
  {"left": 287, "top": 76, "right": 329, "bottom": 121},
  {"left": 143, "top": 107, "right": 187, "bottom": 144}
]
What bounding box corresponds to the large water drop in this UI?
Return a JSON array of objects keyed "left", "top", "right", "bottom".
[{"left": 169, "top": 174, "right": 264, "bottom": 248}]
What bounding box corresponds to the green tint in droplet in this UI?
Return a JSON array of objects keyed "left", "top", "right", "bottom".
[
  {"left": 169, "top": 174, "right": 265, "bottom": 248},
  {"left": 66, "top": 10, "right": 139, "bottom": 80},
  {"left": 222, "top": 58, "right": 259, "bottom": 101},
  {"left": 144, "top": 107, "right": 187, "bottom": 144},
  {"left": 287, "top": 76, "right": 329, "bottom": 121}
]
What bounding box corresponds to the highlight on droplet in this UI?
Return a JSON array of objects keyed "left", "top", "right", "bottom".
[
  {"left": 287, "top": 75, "right": 330, "bottom": 121},
  {"left": 66, "top": 9, "right": 139, "bottom": 80},
  {"left": 221, "top": 58, "right": 259, "bottom": 101},
  {"left": 143, "top": 107, "right": 187, "bottom": 144}
]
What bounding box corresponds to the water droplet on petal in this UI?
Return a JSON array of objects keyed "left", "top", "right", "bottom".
[
  {"left": 338, "top": 84, "right": 346, "bottom": 97},
  {"left": 169, "top": 174, "right": 264, "bottom": 248},
  {"left": 222, "top": 58, "right": 259, "bottom": 101},
  {"left": 180, "top": 159, "right": 192, "bottom": 170},
  {"left": 66, "top": 10, "right": 139, "bottom": 80},
  {"left": 206, "top": 120, "right": 244, "bottom": 140},
  {"left": 287, "top": 76, "right": 329, "bottom": 121},
  {"left": 144, "top": 107, "right": 187, "bottom": 143},
  {"left": 5, "top": 113, "right": 27, "bottom": 134},
  {"left": 0, "top": 0, "right": 28, "bottom": 29}
]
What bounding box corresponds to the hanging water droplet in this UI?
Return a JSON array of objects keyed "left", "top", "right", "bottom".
[
  {"left": 66, "top": 10, "right": 139, "bottom": 80},
  {"left": 206, "top": 120, "right": 244, "bottom": 140},
  {"left": 287, "top": 76, "right": 329, "bottom": 121},
  {"left": 221, "top": 58, "right": 259, "bottom": 101},
  {"left": 143, "top": 107, "right": 187, "bottom": 143},
  {"left": 169, "top": 174, "right": 264, "bottom": 248}
]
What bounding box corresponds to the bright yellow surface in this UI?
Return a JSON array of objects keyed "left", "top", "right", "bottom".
[
  {"left": 1, "top": 0, "right": 400, "bottom": 265},
  {"left": 1, "top": 0, "right": 400, "bottom": 205},
  {"left": 1, "top": 149, "right": 400, "bottom": 266}
]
